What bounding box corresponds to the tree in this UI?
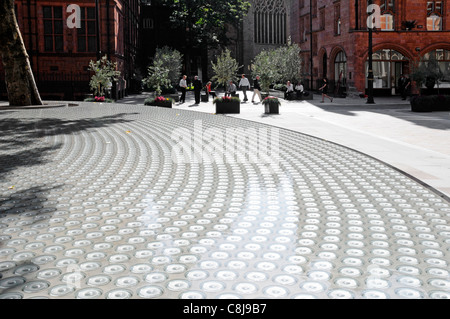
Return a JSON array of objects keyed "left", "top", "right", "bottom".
[
  {"left": 152, "top": 46, "right": 183, "bottom": 87},
  {"left": 88, "top": 55, "right": 121, "bottom": 97},
  {"left": 211, "top": 49, "right": 240, "bottom": 90},
  {"left": 412, "top": 54, "right": 444, "bottom": 93},
  {"left": 251, "top": 50, "right": 279, "bottom": 94},
  {"left": 252, "top": 40, "right": 303, "bottom": 93},
  {"left": 0, "top": 0, "right": 42, "bottom": 106},
  {"left": 142, "top": 59, "right": 171, "bottom": 97}
]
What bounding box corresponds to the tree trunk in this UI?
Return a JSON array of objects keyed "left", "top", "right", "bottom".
[{"left": 0, "top": 0, "right": 42, "bottom": 106}]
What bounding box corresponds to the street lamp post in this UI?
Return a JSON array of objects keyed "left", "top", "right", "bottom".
[
  {"left": 367, "top": 1, "right": 375, "bottom": 104},
  {"left": 95, "top": 0, "right": 101, "bottom": 60},
  {"left": 310, "top": 0, "right": 313, "bottom": 91}
]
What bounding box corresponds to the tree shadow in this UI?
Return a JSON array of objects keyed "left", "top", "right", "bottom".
[{"left": 0, "top": 113, "right": 137, "bottom": 175}]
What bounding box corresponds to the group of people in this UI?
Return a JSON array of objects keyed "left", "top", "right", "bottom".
[
  {"left": 224, "top": 74, "right": 262, "bottom": 103},
  {"left": 179, "top": 74, "right": 264, "bottom": 104},
  {"left": 284, "top": 80, "right": 306, "bottom": 100}
]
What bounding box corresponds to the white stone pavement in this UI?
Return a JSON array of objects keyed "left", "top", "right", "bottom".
[{"left": 121, "top": 91, "right": 450, "bottom": 199}]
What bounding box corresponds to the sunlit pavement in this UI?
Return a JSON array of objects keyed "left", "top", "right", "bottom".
[{"left": 0, "top": 99, "right": 449, "bottom": 299}]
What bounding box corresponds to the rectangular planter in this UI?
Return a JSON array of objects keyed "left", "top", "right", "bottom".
[
  {"left": 215, "top": 101, "right": 240, "bottom": 114},
  {"left": 149, "top": 102, "right": 173, "bottom": 108},
  {"left": 264, "top": 103, "right": 279, "bottom": 114}
]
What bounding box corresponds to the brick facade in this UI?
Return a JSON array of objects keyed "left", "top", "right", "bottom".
[
  {"left": 291, "top": 0, "right": 450, "bottom": 95},
  {"left": 0, "top": 0, "right": 140, "bottom": 100}
]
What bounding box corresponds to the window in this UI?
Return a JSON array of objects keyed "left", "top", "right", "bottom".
[
  {"left": 77, "top": 7, "right": 97, "bottom": 52},
  {"left": 253, "top": 0, "right": 286, "bottom": 44},
  {"left": 427, "top": 1, "right": 443, "bottom": 30},
  {"left": 319, "top": 9, "right": 325, "bottom": 30},
  {"left": 334, "top": 5, "right": 341, "bottom": 35},
  {"left": 381, "top": 14, "right": 394, "bottom": 30},
  {"left": 334, "top": 51, "right": 347, "bottom": 84},
  {"left": 43, "top": 6, "right": 63, "bottom": 52}
]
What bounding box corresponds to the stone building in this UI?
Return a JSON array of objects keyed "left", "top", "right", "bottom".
[
  {"left": 291, "top": 0, "right": 450, "bottom": 95},
  {"left": 0, "top": 0, "right": 140, "bottom": 101}
]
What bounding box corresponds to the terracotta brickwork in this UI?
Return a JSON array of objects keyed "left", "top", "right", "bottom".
[
  {"left": 291, "top": 0, "right": 450, "bottom": 95},
  {"left": 0, "top": 0, "right": 139, "bottom": 100}
]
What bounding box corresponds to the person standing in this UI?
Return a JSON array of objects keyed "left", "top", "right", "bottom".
[
  {"left": 193, "top": 75, "right": 202, "bottom": 104},
  {"left": 179, "top": 75, "right": 187, "bottom": 103},
  {"left": 319, "top": 78, "right": 333, "bottom": 103},
  {"left": 252, "top": 75, "right": 262, "bottom": 103},
  {"left": 239, "top": 74, "right": 250, "bottom": 102},
  {"left": 402, "top": 75, "right": 411, "bottom": 100},
  {"left": 398, "top": 74, "right": 406, "bottom": 99}
]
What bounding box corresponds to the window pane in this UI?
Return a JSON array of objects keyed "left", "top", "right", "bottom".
[
  {"left": 78, "top": 36, "right": 86, "bottom": 52},
  {"left": 54, "top": 20, "right": 63, "bottom": 34},
  {"left": 53, "top": 7, "right": 62, "bottom": 19},
  {"left": 43, "top": 6, "right": 52, "bottom": 18},
  {"left": 44, "top": 20, "right": 53, "bottom": 34},
  {"left": 44, "top": 36, "right": 53, "bottom": 51},
  {"left": 427, "top": 2, "right": 434, "bottom": 13},
  {"left": 87, "top": 7, "right": 96, "bottom": 20},
  {"left": 55, "top": 36, "right": 63, "bottom": 52},
  {"left": 87, "top": 21, "right": 96, "bottom": 35},
  {"left": 435, "top": 1, "right": 442, "bottom": 14},
  {"left": 88, "top": 37, "right": 96, "bottom": 52}
]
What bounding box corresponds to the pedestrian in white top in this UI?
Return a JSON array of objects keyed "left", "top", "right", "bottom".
[
  {"left": 239, "top": 74, "right": 250, "bottom": 102},
  {"left": 179, "top": 75, "right": 187, "bottom": 103}
]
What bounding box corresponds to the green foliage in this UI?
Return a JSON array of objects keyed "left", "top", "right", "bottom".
[
  {"left": 153, "top": 46, "right": 183, "bottom": 85},
  {"left": 252, "top": 39, "right": 302, "bottom": 93},
  {"left": 142, "top": 59, "right": 171, "bottom": 96},
  {"left": 88, "top": 55, "right": 121, "bottom": 97},
  {"left": 168, "top": 0, "right": 251, "bottom": 46},
  {"left": 412, "top": 55, "right": 444, "bottom": 89},
  {"left": 262, "top": 96, "right": 280, "bottom": 106},
  {"left": 213, "top": 96, "right": 240, "bottom": 104},
  {"left": 211, "top": 49, "right": 240, "bottom": 88}
]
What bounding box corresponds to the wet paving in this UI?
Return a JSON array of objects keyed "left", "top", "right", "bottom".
[{"left": 0, "top": 103, "right": 449, "bottom": 299}]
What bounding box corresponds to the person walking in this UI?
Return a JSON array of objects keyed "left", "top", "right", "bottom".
[
  {"left": 179, "top": 75, "right": 187, "bottom": 104},
  {"left": 319, "top": 78, "right": 333, "bottom": 103},
  {"left": 252, "top": 75, "right": 262, "bottom": 103},
  {"left": 193, "top": 75, "right": 202, "bottom": 104},
  {"left": 239, "top": 74, "right": 250, "bottom": 102}
]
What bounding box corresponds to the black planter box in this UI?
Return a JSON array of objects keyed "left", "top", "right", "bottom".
[
  {"left": 201, "top": 93, "right": 208, "bottom": 102},
  {"left": 264, "top": 103, "right": 279, "bottom": 114},
  {"left": 215, "top": 101, "right": 240, "bottom": 114},
  {"left": 149, "top": 102, "right": 173, "bottom": 108}
]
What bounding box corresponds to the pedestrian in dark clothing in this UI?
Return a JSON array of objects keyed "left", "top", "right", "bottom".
[
  {"left": 398, "top": 74, "right": 405, "bottom": 99},
  {"left": 193, "top": 75, "right": 202, "bottom": 104},
  {"left": 319, "top": 78, "right": 333, "bottom": 103},
  {"left": 252, "top": 75, "right": 262, "bottom": 103},
  {"left": 402, "top": 75, "right": 411, "bottom": 100}
]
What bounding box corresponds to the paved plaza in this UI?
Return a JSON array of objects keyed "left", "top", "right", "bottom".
[{"left": 0, "top": 94, "right": 449, "bottom": 299}]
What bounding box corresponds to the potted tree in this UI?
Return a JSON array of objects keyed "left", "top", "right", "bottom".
[
  {"left": 262, "top": 96, "right": 280, "bottom": 114},
  {"left": 87, "top": 55, "right": 121, "bottom": 102},
  {"left": 142, "top": 58, "right": 173, "bottom": 108},
  {"left": 211, "top": 49, "right": 240, "bottom": 97}
]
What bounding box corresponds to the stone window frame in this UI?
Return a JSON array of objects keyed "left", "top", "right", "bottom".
[{"left": 253, "top": 0, "right": 287, "bottom": 45}]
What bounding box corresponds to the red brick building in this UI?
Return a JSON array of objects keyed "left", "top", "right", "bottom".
[
  {"left": 0, "top": 0, "right": 140, "bottom": 100},
  {"left": 291, "top": 0, "right": 450, "bottom": 96}
]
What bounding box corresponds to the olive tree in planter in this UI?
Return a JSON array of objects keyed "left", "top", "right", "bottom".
[
  {"left": 87, "top": 55, "right": 121, "bottom": 99},
  {"left": 142, "top": 58, "right": 171, "bottom": 97},
  {"left": 252, "top": 49, "right": 278, "bottom": 98},
  {"left": 211, "top": 49, "right": 240, "bottom": 95}
]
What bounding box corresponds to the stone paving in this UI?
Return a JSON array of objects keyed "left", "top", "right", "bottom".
[{"left": 0, "top": 101, "right": 449, "bottom": 299}]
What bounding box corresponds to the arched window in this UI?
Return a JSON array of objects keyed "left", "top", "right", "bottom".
[
  {"left": 253, "top": 0, "right": 287, "bottom": 44},
  {"left": 422, "top": 49, "right": 450, "bottom": 83},
  {"left": 334, "top": 51, "right": 347, "bottom": 84},
  {"left": 366, "top": 49, "right": 408, "bottom": 90}
]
